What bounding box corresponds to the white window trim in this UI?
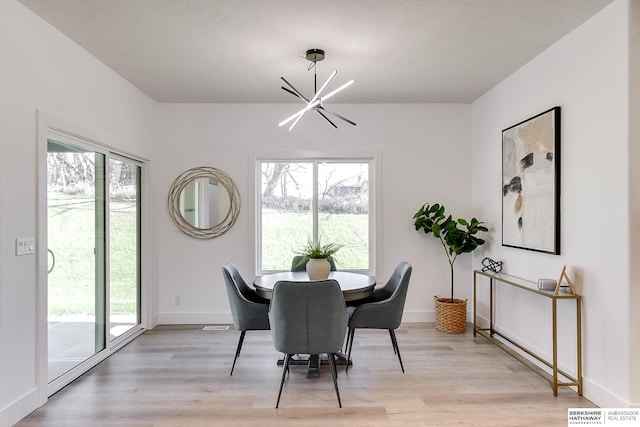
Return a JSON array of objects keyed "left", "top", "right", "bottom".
[{"left": 248, "top": 150, "right": 382, "bottom": 277}]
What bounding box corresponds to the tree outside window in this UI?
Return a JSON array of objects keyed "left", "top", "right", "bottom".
[{"left": 258, "top": 159, "right": 371, "bottom": 272}]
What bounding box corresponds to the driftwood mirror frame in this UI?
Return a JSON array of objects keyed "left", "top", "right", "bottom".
[{"left": 168, "top": 166, "right": 240, "bottom": 239}]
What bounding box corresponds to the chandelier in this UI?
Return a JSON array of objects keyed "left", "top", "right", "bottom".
[{"left": 279, "top": 49, "right": 356, "bottom": 131}]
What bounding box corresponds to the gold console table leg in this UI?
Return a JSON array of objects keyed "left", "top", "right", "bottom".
[
  {"left": 552, "top": 298, "right": 558, "bottom": 396},
  {"left": 577, "top": 298, "right": 583, "bottom": 396}
]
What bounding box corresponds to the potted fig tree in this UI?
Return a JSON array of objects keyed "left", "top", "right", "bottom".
[{"left": 413, "top": 203, "right": 488, "bottom": 333}]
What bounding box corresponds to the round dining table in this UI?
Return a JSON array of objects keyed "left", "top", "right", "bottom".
[
  {"left": 253, "top": 270, "right": 376, "bottom": 377},
  {"left": 253, "top": 271, "right": 376, "bottom": 302}
]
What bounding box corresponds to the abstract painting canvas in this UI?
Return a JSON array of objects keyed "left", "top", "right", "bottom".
[{"left": 502, "top": 107, "right": 560, "bottom": 254}]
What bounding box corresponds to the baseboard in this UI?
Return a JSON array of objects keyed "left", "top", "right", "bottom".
[
  {"left": 401, "top": 309, "right": 433, "bottom": 322},
  {"left": 0, "top": 387, "right": 40, "bottom": 427},
  {"left": 582, "top": 377, "right": 632, "bottom": 408},
  {"left": 155, "top": 311, "right": 232, "bottom": 325},
  {"left": 401, "top": 309, "right": 473, "bottom": 323}
]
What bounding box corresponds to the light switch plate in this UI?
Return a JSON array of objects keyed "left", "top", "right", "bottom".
[{"left": 15, "top": 237, "right": 35, "bottom": 256}]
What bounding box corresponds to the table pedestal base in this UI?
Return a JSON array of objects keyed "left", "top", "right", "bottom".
[{"left": 277, "top": 353, "right": 351, "bottom": 378}]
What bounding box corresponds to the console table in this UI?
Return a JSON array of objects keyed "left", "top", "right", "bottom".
[{"left": 473, "top": 270, "right": 583, "bottom": 396}]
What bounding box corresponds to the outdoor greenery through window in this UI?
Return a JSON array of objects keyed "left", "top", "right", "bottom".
[
  {"left": 259, "top": 159, "right": 371, "bottom": 272},
  {"left": 108, "top": 158, "right": 141, "bottom": 338},
  {"left": 47, "top": 142, "right": 140, "bottom": 342}
]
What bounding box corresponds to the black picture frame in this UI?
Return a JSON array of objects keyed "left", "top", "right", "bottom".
[{"left": 502, "top": 106, "right": 561, "bottom": 255}]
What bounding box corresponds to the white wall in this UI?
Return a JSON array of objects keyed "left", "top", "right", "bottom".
[
  {"left": 471, "top": 0, "right": 633, "bottom": 407},
  {"left": 0, "top": 1, "right": 157, "bottom": 424},
  {"left": 153, "top": 103, "right": 472, "bottom": 324}
]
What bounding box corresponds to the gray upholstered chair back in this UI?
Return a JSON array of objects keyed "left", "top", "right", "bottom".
[
  {"left": 222, "top": 263, "right": 270, "bottom": 331},
  {"left": 269, "top": 280, "right": 347, "bottom": 355},
  {"left": 290, "top": 255, "right": 337, "bottom": 272},
  {"left": 349, "top": 261, "right": 412, "bottom": 330},
  {"left": 223, "top": 263, "right": 265, "bottom": 303}
]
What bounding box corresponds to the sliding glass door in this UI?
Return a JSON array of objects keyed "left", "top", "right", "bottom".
[
  {"left": 47, "top": 140, "right": 106, "bottom": 381},
  {"left": 46, "top": 138, "right": 142, "bottom": 385}
]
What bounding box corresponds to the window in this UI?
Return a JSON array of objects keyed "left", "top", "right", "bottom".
[{"left": 257, "top": 158, "right": 374, "bottom": 273}]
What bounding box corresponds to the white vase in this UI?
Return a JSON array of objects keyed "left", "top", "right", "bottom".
[{"left": 306, "top": 258, "right": 331, "bottom": 280}]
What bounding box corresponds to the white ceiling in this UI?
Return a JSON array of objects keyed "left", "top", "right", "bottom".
[{"left": 18, "top": 0, "right": 613, "bottom": 103}]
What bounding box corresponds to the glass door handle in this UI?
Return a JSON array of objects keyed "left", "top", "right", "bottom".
[{"left": 48, "top": 249, "right": 55, "bottom": 274}]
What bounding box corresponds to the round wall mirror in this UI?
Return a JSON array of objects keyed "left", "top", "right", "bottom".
[{"left": 168, "top": 166, "right": 240, "bottom": 239}]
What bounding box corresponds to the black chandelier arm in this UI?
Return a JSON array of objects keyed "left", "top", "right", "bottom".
[
  {"left": 281, "top": 86, "right": 305, "bottom": 100},
  {"left": 316, "top": 109, "right": 338, "bottom": 128},
  {"left": 280, "top": 77, "right": 310, "bottom": 102},
  {"left": 320, "top": 107, "right": 356, "bottom": 126}
]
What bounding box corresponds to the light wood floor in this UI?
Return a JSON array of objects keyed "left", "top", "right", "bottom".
[{"left": 18, "top": 323, "right": 595, "bottom": 427}]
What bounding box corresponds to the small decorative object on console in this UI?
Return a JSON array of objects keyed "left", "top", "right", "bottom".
[
  {"left": 481, "top": 257, "right": 503, "bottom": 273},
  {"left": 537, "top": 278, "right": 557, "bottom": 291},
  {"left": 555, "top": 265, "right": 577, "bottom": 295}
]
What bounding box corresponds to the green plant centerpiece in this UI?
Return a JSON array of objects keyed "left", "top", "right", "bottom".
[
  {"left": 296, "top": 239, "right": 342, "bottom": 262},
  {"left": 295, "top": 239, "right": 342, "bottom": 280},
  {"left": 413, "top": 203, "right": 488, "bottom": 333}
]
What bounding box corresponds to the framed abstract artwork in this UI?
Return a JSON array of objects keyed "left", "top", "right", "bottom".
[{"left": 502, "top": 106, "right": 561, "bottom": 254}]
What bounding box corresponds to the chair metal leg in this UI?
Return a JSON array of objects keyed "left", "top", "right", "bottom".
[
  {"left": 345, "top": 328, "right": 355, "bottom": 373},
  {"left": 328, "top": 353, "right": 342, "bottom": 408},
  {"left": 230, "top": 330, "right": 246, "bottom": 375},
  {"left": 388, "top": 329, "right": 405, "bottom": 373},
  {"left": 276, "top": 353, "right": 290, "bottom": 408},
  {"left": 342, "top": 327, "right": 350, "bottom": 352},
  {"left": 329, "top": 352, "right": 338, "bottom": 378},
  {"left": 388, "top": 329, "right": 397, "bottom": 354}
]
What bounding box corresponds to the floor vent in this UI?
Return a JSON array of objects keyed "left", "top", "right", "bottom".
[{"left": 203, "top": 325, "right": 230, "bottom": 331}]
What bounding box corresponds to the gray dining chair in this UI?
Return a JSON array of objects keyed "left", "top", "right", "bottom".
[
  {"left": 345, "top": 261, "right": 412, "bottom": 373},
  {"left": 222, "top": 263, "right": 270, "bottom": 375},
  {"left": 268, "top": 279, "right": 348, "bottom": 408},
  {"left": 290, "top": 255, "right": 337, "bottom": 272}
]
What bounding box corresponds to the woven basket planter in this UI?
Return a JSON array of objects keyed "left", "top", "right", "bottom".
[{"left": 433, "top": 296, "right": 467, "bottom": 334}]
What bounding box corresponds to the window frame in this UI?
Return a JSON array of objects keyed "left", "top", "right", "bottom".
[{"left": 251, "top": 150, "right": 381, "bottom": 276}]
